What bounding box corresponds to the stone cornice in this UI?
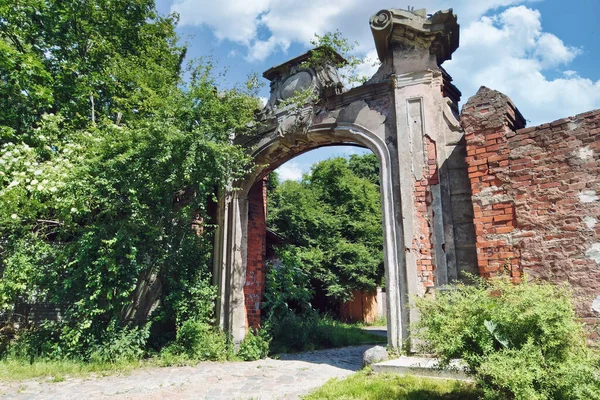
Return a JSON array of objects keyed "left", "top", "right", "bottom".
[{"left": 370, "top": 8, "right": 459, "bottom": 65}]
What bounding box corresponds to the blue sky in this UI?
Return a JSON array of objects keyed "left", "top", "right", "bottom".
[{"left": 155, "top": 0, "right": 600, "bottom": 180}]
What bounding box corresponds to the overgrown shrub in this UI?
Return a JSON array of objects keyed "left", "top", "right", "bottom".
[
  {"left": 89, "top": 323, "right": 150, "bottom": 363},
  {"left": 236, "top": 328, "right": 271, "bottom": 361},
  {"left": 262, "top": 249, "right": 384, "bottom": 353},
  {"left": 5, "top": 321, "right": 150, "bottom": 364},
  {"left": 161, "top": 320, "right": 229, "bottom": 362},
  {"left": 262, "top": 250, "right": 314, "bottom": 324},
  {"left": 6, "top": 324, "right": 61, "bottom": 361},
  {"left": 414, "top": 275, "right": 600, "bottom": 399}
]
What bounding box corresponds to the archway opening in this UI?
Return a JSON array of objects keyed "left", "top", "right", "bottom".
[{"left": 245, "top": 144, "right": 388, "bottom": 352}]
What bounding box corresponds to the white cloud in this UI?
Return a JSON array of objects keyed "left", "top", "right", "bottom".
[
  {"left": 445, "top": 5, "right": 600, "bottom": 125},
  {"left": 246, "top": 36, "right": 289, "bottom": 62},
  {"left": 275, "top": 161, "right": 304, "bottom": 181},
  {"left": 172, "top": 0, "right": 533, "bottom": 61},
  {"left": 171, "top": 0, "right": 271, "bottom": 45}
]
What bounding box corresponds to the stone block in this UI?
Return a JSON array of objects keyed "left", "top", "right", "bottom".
[{"left": 363, "top": 345, "right": 389, "bottom": 367}]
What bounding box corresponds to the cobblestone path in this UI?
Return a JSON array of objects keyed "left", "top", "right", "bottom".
[{"left": 0, "top": 345, "right": 373, "bottom": 400}]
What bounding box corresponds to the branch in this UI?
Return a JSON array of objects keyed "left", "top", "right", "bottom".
[
  {"left": 36, "top": 219, "right": 64, "bottom": 226},
  {"left": 89, "top": 93, "right": 96, "bottom": 125}
]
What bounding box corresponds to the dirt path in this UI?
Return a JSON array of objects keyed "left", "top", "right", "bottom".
[{"left": 0, "top": 345, "right": 373, "bottom": 400}]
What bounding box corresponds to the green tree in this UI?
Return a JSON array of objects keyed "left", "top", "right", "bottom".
[
  {"left": 268, "top": 153, "right": 383, "bottom": 302},
  {"left": 0, "top": 0, "right": 260, "bottom": 358}
]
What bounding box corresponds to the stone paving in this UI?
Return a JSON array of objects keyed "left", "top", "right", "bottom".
[{"left": 0, "top": 345, "right": 373, "bottom": 400}]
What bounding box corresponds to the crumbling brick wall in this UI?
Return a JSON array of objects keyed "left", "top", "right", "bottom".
[
  {"left": 462, "top": 86, "right": 600, "bottom": 328},
  {"left": 244, "top": 178, "right": 268, "bottom": 330},
  {"left": 413, "top": 135, "right": 440, "bottom": 289}
]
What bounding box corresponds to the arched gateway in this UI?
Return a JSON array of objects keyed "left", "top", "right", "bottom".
[{"left": 213, "top": 8, "right": 477, "bottom": 349}]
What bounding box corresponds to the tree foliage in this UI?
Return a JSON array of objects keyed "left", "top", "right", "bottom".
[
  {"left": 267, "top": 153, "right": 383, "bottom": 302},
  {"left": 0, "top": 0, "right": 260, "bottom": 358}
]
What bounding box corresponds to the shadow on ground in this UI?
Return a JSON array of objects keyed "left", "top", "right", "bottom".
[{"left": 277, "top": 344, "right": 373, "bottom": 371}]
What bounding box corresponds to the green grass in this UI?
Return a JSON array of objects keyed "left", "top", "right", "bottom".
[
  {"left": 303, "top": 370, "right": 481, "bottom": 400},
  {"left": 359, "top": 315, "right": 387, "bottom": 327},
  {"left": 0, "top": 358, "right": 151, "bottom": 381},
  {"left": 270, "top": 316, "right": 387, "bottom": 354}
]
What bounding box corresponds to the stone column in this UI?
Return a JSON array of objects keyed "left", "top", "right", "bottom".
[
  {"left": 369, "top": 8, "right": 471, "bottom": 340},
  {"left": 213, "top": 190, "right": 249, "bottom": 344}
]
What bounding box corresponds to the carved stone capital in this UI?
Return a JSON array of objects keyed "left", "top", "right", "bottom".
[{"left": 370, "top": 8, "right": 459, "bottom": 65}]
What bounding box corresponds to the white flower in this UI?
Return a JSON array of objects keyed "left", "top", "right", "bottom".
[
  {"left": 34, "top": 169, "right": 42, "bottom": 176},
  {"left": 4, "top": 152, "right": 12, "bottom": 158},
  {"left": 70, "top": 207, "right": 77, "bottom": 213},
  {"left": 37, "top": 184, "right": 44, "bottom": 191},
  {"left": 7, "top": 180, "right": 19, "bottom": 188},
  {"left": 50, "top": 187, "right": 57, "bottom": 192},
  {"left": 0, "top": 159, "right": 4, "bottom": 165},
  {"left": 42, "top": 179, "right": 49, "bottom": 184},
  {"left": 24, "top": 161, "right": 31, "bottom": 166},
  {"left": 30, "top": 179, "right": 38, "bottom": 185},
  {"left": 11, "top": 214, "right": 17, "bottom": 220}
]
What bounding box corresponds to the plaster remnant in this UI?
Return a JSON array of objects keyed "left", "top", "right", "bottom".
[
  {"left": 584, "top": 216, "right": 597, "bottom": 229},
  {"left": 472, "top": 187, "right": 512, "bottom": 206},
  {"left": 585, "top": 243, "right": 600, "bottom": 265},
  {"left": 567, "top": 121, "right": 580, "bottom": 131},
  {"left": 593, "top": 296, "right": 600, "bottom": 314},
  {"left": 577, "top": 146, "right": 593, "bottom": 161},
  {"left": 578, "top": 190, "right": 599, "bottom": 203}
]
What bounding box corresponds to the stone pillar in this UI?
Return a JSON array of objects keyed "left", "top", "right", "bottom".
[
  {"left": 213, "top": 191, "right": 249, "bottom": 344},
  {"left": 370, "top": 8, "right": 473, "bottom": 336}
]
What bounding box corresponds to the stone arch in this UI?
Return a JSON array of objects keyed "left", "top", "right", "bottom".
[
  {"left": 213, "top": 8, "right": 477, "bottom": 351},
  {"left": 238, "top": 123, "right": 407, "bottom": 349}
]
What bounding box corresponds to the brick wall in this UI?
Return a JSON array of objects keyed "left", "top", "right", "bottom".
[
  {"left": 244, "top": 178, "right": 268, "bottom": 330},
  {"left": 413, "top": 136, "right": 440, "bottom": 289},
  {"left": 462, "top": 86, "right": 600, "bottom": 327}
]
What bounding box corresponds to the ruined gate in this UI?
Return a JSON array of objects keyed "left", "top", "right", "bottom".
[{"left": 213, "top": 8, "right": 477, "bottom": 349}]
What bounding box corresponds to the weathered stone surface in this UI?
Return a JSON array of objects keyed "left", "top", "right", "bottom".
[
  {"left": 363, "top": 345, "right": 389, "bottom": 367},
  {"left": 372, "top": 356, "right": 471, "bottom": 381},
  {"left": 370, "top": 8, "right": 458, "bottom": 65}
]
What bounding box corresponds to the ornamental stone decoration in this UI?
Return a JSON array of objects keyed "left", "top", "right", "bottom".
[{"left": 212, "top": 6, "right": 600, "bottom": 348}]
